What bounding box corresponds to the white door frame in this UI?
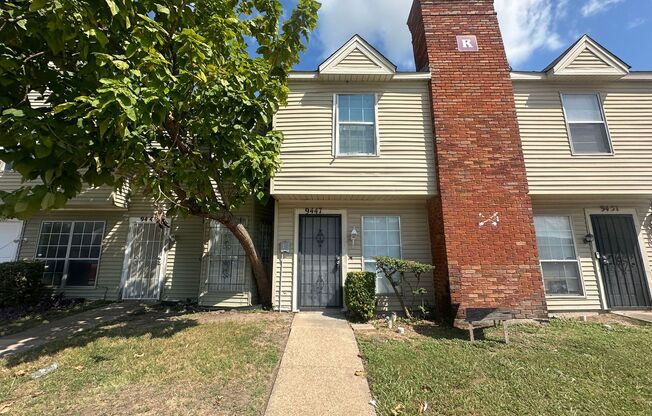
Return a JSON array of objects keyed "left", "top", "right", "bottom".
[
  {"left": 292, "top": 209, "right": 348, "bottom": 312},
  {"left": 119, "top": 217, "right": 171, "bottom": 300},
  {"left": 584, "top": 208, "right": 652, "bottom": 310},
  {"left": 0, "top": 219, "right": 24, "bottom": 262}
]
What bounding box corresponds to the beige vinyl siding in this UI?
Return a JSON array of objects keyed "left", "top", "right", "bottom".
[
  {"left": 514, "top": 80, "right": 652, "bottom": 194},
  {"left": 272, "top": 80, "right": 436, "bottom": 196},
  {"left": 566, "top": 49, "right": 612, "bottom": 70},
  {"left": 18, "top": 211, "right": 127, "bottom": 300},
  {"left": 532, "top": 195, "right": 652, "bottom": 313},
  {"left": 271, "top": 199, "right": 433, "bottom": 312},
  {"left": 0, "top": 172, "right": 127, "bottom": 209},
  {"left": 335, "top": 48, "right": 382, "bottom": 71}
]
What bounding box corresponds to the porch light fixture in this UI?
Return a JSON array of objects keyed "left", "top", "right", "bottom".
[
  {"left": 584, "top": 234, "right": 594, "bottom": 244},
  {"left": 350, "top": 226, "right": 358, "bottom": 246}
]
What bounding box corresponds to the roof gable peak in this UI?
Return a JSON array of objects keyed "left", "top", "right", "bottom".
[
  {"left": 545, "top": 35, "right": 630, "bottom": 78},
  {"left": 319, "top": 35, "right": 397, "bottom": 75}
]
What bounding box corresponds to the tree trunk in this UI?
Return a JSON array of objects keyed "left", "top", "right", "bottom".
[
  {"left": 389, "top": 279, "right": 412, "bottom": 320},
  {"left": 223, "top": 220, "right": 272, "bottom": 308}
]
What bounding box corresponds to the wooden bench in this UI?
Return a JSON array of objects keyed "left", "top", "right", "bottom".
[{"left": 465, "top": 308, "right": 517, "bottom": 344}]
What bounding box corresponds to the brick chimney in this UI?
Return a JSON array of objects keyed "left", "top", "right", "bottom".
[{"left": 408, "top": 0, "right": 548, "bottom": 322}]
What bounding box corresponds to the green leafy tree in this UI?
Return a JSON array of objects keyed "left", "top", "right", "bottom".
[{"left": 0, "top": 0, "right": 320, "bottom": 306}]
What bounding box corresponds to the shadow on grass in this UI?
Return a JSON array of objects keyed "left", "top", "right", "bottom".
[
  {"left": 2, "top": 309, "right": 198, "bottom": 368},
  {"left": 411, "top": 322, "right": 487, "bottom": 341}
]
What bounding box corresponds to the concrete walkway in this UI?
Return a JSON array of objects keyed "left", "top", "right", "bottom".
[
  {"left": 265, "top": 311, "right": 375, "bottom": 416},
  {"left": 611, "top": 310, "right": 652, "bottom": 324},
  {"left": 0, "top": 302, "right": 142, "bottom": 358}
]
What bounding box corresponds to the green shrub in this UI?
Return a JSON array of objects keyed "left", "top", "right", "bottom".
[
  {"left": 345, "top": 271, "right": 376, "bottom": 322},
  {"left": 0, "top": 261, "right": 49, "bottom": 307}
]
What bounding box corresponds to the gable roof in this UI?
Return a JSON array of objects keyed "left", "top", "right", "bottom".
[
  {"left": 318, "top": 35, "right": 397, "bottom": 76},
  {"left": 544, "top": 35, "right": 630, "bottom": 78}
]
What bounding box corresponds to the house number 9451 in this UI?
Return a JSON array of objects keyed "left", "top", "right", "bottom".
[
  {"left": 304, "top": 208, "right": 323, "bottom": 215},
  {"left": 600, "top": 206, "right": 619, "bottom": 212}
]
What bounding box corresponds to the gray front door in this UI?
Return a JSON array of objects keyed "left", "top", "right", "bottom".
[
  {"left": 591, "top": 215, "right": 652, "bottom": 309},
  {"left": 298, "top": 215, "right": 342, "bottom": 308}
]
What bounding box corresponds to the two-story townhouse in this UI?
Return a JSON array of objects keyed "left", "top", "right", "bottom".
[
  {"left": 2, "top": 0, "right": 651, "bottom": 320},
  {"left": 270, "top": 35, "right": 435, "bottom": 312},
  {"left": 513, "top": 35, "right": 652, "bottom": 314}
]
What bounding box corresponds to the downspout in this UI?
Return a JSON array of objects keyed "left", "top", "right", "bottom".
[{"left": 278, "top": 253, "right": 284, "bottom": 312}]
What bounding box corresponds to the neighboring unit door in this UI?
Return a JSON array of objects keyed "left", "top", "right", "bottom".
[
  {"left": 298, "top": 215, "right": 342, "bottom": 308},
  {"left": 591, "top": 214, "right": 652, "bottom": 309},
  {"left": 121, "top": 218, "right": 169, "bottom": 300},
  {"left": 0, "top": 220, "right": 23, "bottom": 263}
]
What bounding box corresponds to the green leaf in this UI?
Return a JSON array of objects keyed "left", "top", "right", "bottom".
[
  {"left": 2, "top": 109, "right": 25, "bottom": 117},
  {"left": 41, "top": 192, "right": 56, "bottom": 210},
  {"left": 14, "top": 200, "right": 28, "bottom": 213},
  {"left": 155, "top": 4, "right": 171, "bottom": 15},
  {"left": 104, "top": 0, "right": 119, "bottom": 16},
  {"left": 29, "top": 0, "right": 49, "bottom": 12},
  {"left": 52, "top": 102, "right": 74, "bottom": 114},
  {"left": 16, "top": 19, "right": 27, "bottom": 30}
]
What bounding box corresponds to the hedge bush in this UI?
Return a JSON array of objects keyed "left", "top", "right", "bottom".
[
  {"left": 345, "top": 271, "right": 376, "bottom": 322},
  {"left": 0, "top": 261, "right": 48, "bottom": 307}
]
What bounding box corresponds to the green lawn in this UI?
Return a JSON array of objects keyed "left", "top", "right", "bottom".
[
  {"left": 358, "top": 317, "right": 652, "bottom": 416},
  {"left": 0, "top": 300, "right": 113, "bottom": 337},
  {"left": 0, "top": 311, "right": 292, "bottom": 415}
]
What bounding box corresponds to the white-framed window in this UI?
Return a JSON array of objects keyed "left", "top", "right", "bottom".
[
  {"left": 362, "top": 216, "right": 401, "bottom": 294},
  {"left": 334, "top": 94, "right": 378, "bottom": 156},
  {"left": 206, "top": 220, "right": 247, "bottom": 293},
  {"left": 0, "top": 160, "right": 14, "bottom": 172},
  {"left": 36, "top": 221, "right": 105, "bottom": 287},
  {"left": 561, "top": 93, "right": 613, "bottom": 155},
  {"left": 534, "top": 216, "right": 583, "bottom": 296}
]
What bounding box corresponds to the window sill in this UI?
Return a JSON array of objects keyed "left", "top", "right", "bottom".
[
  {"left": 545, "top": 294, "right": 587, "bottom": 299},
  {"left": 334, "top": 154, "right": 380, "bottom": 158}
]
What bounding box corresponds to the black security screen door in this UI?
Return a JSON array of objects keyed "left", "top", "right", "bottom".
[
  {"left": 591, "top": 215, "right": 652, "bottom": 309},
  {"left": 298, "top": 215, "right": 342, "bottom": 308}
]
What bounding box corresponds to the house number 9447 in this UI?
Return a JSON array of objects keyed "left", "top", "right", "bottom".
[
  {"left": 304, "top": 208, "right": 323, "bottom": 215},
  {"left": 600, "top": 206, "right": 619, "bottom": 212}
]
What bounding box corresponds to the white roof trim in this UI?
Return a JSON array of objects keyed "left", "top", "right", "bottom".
[
  {"left": 511, "top": 71, "right": 652, "bottom": 81},
  {"left": 288, "top": 72, "right": 430, "bottom": 81},
  {"left": 546, "top": 35, "right": 629, "bottom": 78},
  {"left": 318, "top": 35, "right": 397, "bottom": 75}
]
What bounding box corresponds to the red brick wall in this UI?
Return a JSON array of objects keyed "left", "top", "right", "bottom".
[{"left": 408, "top": 0, "right": 548, "bottom": 321}]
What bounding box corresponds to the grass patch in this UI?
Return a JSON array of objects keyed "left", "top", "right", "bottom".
[
  {"left": 0, "top": 311, "right": 292, "bottom": 415},
  {"left": 0, "top": 300, "right": 113, "bottom": 337},
  {"left": 358, "top": 318, "right": 652, "bottom": 416}
]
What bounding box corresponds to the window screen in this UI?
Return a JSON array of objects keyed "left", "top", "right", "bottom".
[
  {"left": 337, "top": 94, "right": 376, "bottom": 155},
  {"left": 362, "top": 216, "right": 401, "bottom": 294},
  {"left": 534, "top": 216, "right": 583, "bottom": 296},
  {"left": 562, "top": 93, "right": 612, "bottom": 154}
]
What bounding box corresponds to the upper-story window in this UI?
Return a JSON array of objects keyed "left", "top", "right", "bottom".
[
  {"left": 561, "top": 93, "right": 613, "bottom": 155},
  {"left": 2, "top": 162, "right": 14, "bottom": 172},
  {"left": 335, "top": 94, "right": 377, "bottom": 156}
]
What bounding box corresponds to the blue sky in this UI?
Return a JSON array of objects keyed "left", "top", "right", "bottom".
[{"left": 281, "top": 0, "right": 652, "bottom": 72}]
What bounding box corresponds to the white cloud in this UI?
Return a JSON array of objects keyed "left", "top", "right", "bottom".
[
  {"left": 316, "top": 0, "right": 414, "bottom": 69},
  {"left": 314, "top": 0, "right": 568, "bottom": 70},
  {"left": 494, "top": 0, "right": 566, "bottom": 66},
  {"left": 581, "top": 0, "right": 625, "bottom": 17},
  {"left": 627, "top": 17, "right": 646, "bottom": 29}
]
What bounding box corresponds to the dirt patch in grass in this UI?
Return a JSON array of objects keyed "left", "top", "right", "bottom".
[
  {"left": 357, "top": 316, "right": 652, "bottom": 416},
  {"left": 0, "top": 310, "right": 292, "bottom": 416}
]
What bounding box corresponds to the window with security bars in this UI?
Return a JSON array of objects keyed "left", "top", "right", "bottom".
[
  {"left": 336, "top": 94, "right": 377, "bottom": 156},
  {"left": 206, "top": 220, "right": 247, "bottom": 293},
  {"left": 36, "top": 221, "right": 105, "bottom": 286}
]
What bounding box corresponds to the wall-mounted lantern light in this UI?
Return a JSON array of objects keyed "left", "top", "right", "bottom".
[{"left": 350, "top": 226, "right": 358, "bottom": 247}]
